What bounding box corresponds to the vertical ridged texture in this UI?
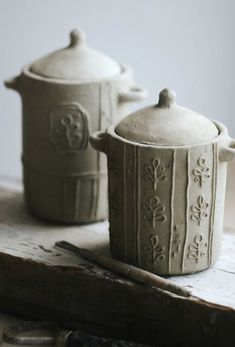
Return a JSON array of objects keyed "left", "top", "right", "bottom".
[
  {"left": 168, "top": 149, "right": 176, "bottom": 273},
  {"left": 182, "top": 150, "right": 190, "bottom": 272},
  {"left": 209, "top": 142, "right": 217, "bottom": 265},
  {"left": 108, "top": 136, "right": 125, "bottom": 260},
  {"left": 140, "top": 148, "right": 172, "bottom": 274},
  {"left": 94, "top": 84, "right": 102, "bottom": 220},
  {"left": 62, "top": 177, "right": 67, "bottom": 217},
  {"left": 74, "top": 178, "right": 81, "bottom": 220},
  {"left": 183, "top": 145, "right": 213, "bottom": 273},
  {"left": 123, "top": 143, "right": 138, "bottom": 264},
  {"left": 109, "top": 140, "right": 220, "bottom": 274},
  {"left": 90, "top": 177, "right": 98, "bottom": 221}
]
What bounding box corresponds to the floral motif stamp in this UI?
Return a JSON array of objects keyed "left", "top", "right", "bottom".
[
  {"left": 191, "top": 195, "right": 209, "bottom": 226},
  {"left": 187, "top": 234, "right": 208, "bottom": 263},
  {"left": 192, "top": 157, "right": 210, "bottom": 187},
  {"left": 143, "top": 157, "right": 167, "bottom": 191},
  {"left": 143, "top": 196, "right": 166, "bottom": 228},
  {"left": 144, "top": 234, "right": 165, "bottom": 264}
]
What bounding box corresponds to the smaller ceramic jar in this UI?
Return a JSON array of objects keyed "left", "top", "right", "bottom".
[{"left": 90, "top": 88, "right": 235, "bottom": 275}]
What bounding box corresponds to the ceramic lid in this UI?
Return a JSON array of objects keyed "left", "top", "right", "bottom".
[
  {"left": 29, "top": 29, "right": 121, "bottom": 81},
  {"left": 115, "top": 88, "right": 219, "bottom": 146}
]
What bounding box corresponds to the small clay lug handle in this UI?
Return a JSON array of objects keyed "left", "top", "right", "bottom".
[
  {"left": 4, "top": 75, "right": 21, "bottom": 92},
  {"left": 119, "top": 86, "right": 148, "bottom": 103},
  {"left": 90, "top": 131, "right": 107, "bottom": 154},
  {"left": 219, "top": 138, "right": 235, "bottom": 162}
]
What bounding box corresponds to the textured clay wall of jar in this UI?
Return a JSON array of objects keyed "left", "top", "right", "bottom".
[{"left": 105, "top": 129, "right": 227, "bottom": 274}]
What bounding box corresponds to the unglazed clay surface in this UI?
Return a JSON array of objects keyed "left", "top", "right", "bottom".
[
  {"left": 105, "top": 132, "right": 224, "bottom": 274},
  {"left": 90, "top": 89, "right": 235, "bottom": 274},
  {"left": 29, "top": 29, "right": 121, "bottom": 81},
  {"left": 115, "top": 89, "right": 219, "bottom": 146},
  {"left": 5, "top": 29, "right": 147, "bottom": 223}
]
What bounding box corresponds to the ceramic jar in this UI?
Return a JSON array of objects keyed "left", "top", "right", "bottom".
[
  {"left": 5, "top": 29, "right": 147, "bottom": 223},
  {"left": 91, "top": 88, "right": 235, "bottom": 274}
]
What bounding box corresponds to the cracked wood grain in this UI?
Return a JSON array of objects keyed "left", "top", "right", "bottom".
[{"left": 0, "top": 186, "right": 234, "bottom": 346}]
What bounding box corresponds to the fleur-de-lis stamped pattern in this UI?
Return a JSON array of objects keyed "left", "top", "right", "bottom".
[
  {"left": 192, "top": 157, "right": 210, "bottom": 187},
  {"left": 143, "top": 196, "right": 166, "bottom": 228},
  {"left": 144, "top": 157, "right": 167, "bottom": 191},
  {"left": 108, "top": 150, "right": 121, "bottom": 174},
  {"left": 144, "top": 234, "right": 165, "bottom": 264},
  {"left": 187, "top": 234, "right": 208, "bottom": 263},
  {"left": 171, "top": 225, "right": 181, "bottom": 258},
  {"left": 191, "top": 195, "right": 209, "bottom": 226}
]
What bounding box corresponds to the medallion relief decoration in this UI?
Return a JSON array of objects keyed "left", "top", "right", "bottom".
[{"left": 49, "top": 102, "right": 89, "bottom": 154}]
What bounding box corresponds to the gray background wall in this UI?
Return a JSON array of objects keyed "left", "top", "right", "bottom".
[{"left": 0, "top": 0, "right": 235, "bottom": 179}]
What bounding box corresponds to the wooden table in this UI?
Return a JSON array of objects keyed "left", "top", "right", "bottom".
[{"left": 0, "top": 163, "right": 234, "bottom": 346}]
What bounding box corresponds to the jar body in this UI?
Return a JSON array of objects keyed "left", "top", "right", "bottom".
[
  {"left": 105, "top": 126, "right": 227, "bottom": 274},
  {"left": 20, "top": 67, "right": 137, "bottom": 223}
]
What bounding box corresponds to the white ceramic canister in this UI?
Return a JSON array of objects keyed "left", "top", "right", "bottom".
[
  {"left": 5, "top": 29, "right": 147, "bottom": 223},
  {"left": 91, "top": 88, "right": 235, "bottom": 274}
]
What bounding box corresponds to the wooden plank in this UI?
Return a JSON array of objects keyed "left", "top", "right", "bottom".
[
  {"left": 0, "top": 187, "right": 234, "bottom": 308},
  {"left": 0, "top": 185, "right": 234, "bottom": 345}
]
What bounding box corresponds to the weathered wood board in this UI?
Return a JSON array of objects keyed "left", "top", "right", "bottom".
[{"left": 0, "top": 184, "right": 234, "bottom": 346}]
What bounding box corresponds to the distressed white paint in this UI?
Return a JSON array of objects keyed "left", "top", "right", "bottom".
[{"left": 0, "top": 183, "right": 234, "bottom": 309}]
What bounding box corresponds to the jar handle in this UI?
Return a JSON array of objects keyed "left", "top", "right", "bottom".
[
  {"left": 90, "top": 131, "right": 107, "bottom": 154},
  {"left": 119, "top": 86, "right": 148, "bottom": 103},
  {"left": 4, "top": 75, "right": 21, "bottom": 92},
  {"left": 219, "top": 138, "right": 235, "bottom": 162}
]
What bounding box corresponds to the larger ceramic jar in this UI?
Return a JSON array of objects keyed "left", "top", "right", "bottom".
[
  {"left": 91, "top": 88, "right": 235, "bottom": 274},
  {"left": 5, "top": 29, "right": 147, "bottom": 223}
]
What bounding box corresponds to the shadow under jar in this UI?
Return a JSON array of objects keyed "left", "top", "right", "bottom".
[
  {"left": 90, "top": 88, "right": 235, "bottom": 274},
  {"left": 5, "top": 29, "right": 147, "bottom": 223}
]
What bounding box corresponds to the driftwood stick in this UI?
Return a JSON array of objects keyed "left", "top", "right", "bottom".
[{"left": 55, "top": 240, "right": 191, "bottom": 298}]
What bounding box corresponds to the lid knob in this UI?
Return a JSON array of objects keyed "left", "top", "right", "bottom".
[
  {"left": 157, "top": 88, "right": 176, "bottom": 108},
  {"left": 69, "top": 28, "right": 86, "bottom": 47}
]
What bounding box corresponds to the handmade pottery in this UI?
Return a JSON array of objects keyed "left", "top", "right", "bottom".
[
  {"left": 5, "top": 29, "right": 147, "bottom": 223},
  {"left": 90, "top": 88, "right": 235, "bottom": 274}
]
